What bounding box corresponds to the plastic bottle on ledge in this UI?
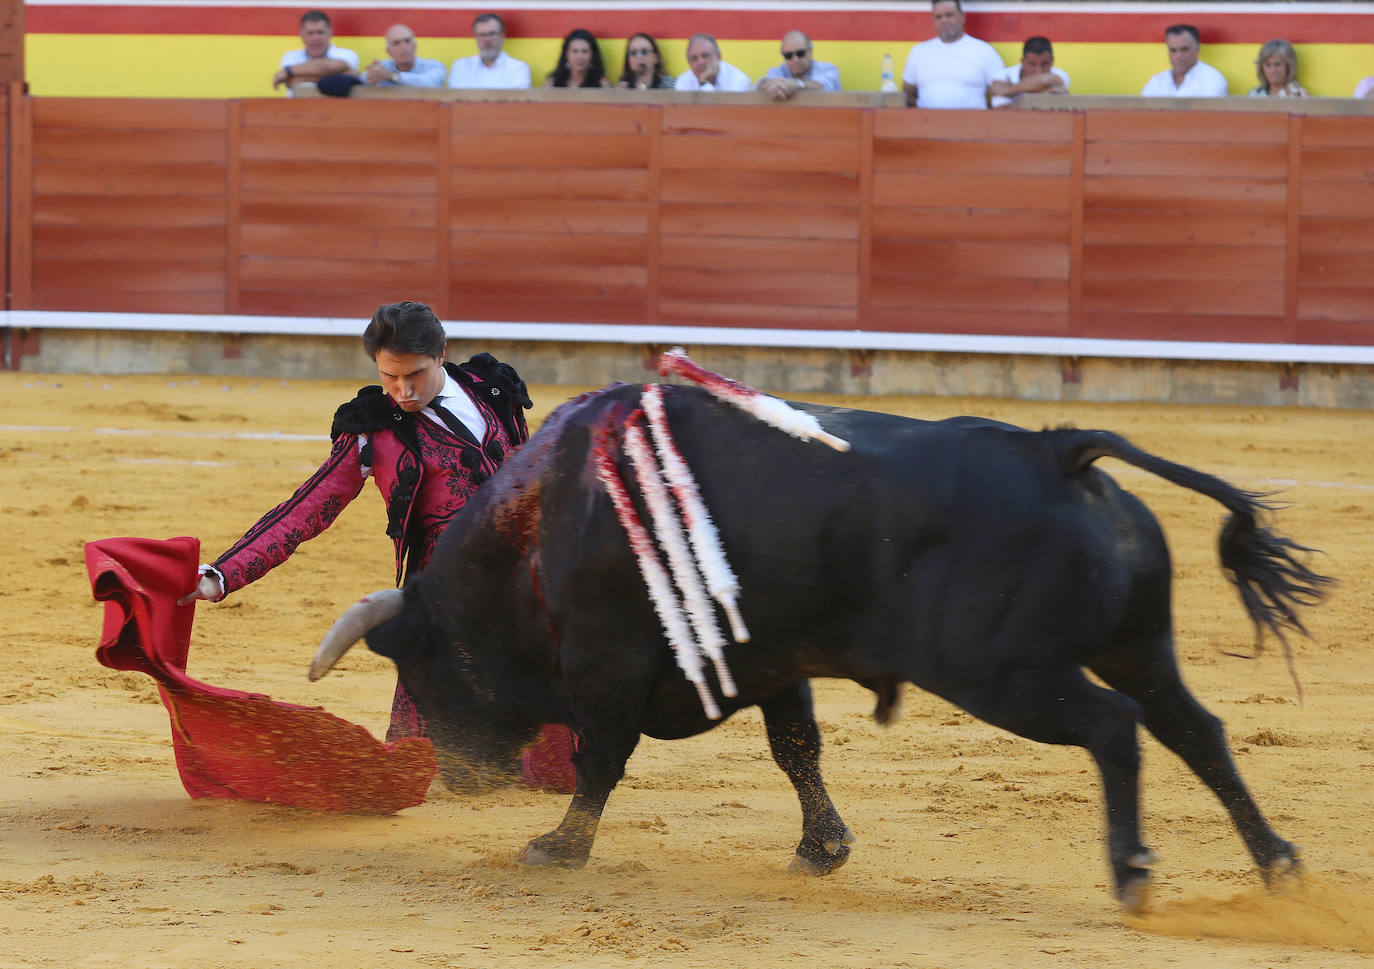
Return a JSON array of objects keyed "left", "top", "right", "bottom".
[{"left": 880, "top": 53, "right": 899, "bottom": 93}]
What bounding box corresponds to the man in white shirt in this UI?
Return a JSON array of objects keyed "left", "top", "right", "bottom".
[
  {"left": 362, "top": 23, "right": 447, "bottom": 88},
  {"left": 273, "top": 9, "right": 360, "bottom": 96},
  {"left": 1141, "top": 24, "right": 1229, "bottom": 98},
  {"left": 757, "top": 30, "right": 843, "bottom": 101},
  {"left": 902, "top": 0, "right": 1005, "bottom": 109},
  {"left": 674, "top": 34, "right": 752, "bottom": 92},
  {"left": 989, "top": 36, "right": 1070, "bottom": 108},
  {"left": 448, "top": 12, "right": 532, "bottom": 89}
]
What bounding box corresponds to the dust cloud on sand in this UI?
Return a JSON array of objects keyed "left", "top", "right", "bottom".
[{"left": 2, "top": 372, "right": 1372, "bottom": 969}]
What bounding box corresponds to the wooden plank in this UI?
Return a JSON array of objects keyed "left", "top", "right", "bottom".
[
  {"left": 1294, "top": 319, "right": 1374, "bottom": 345},
  {"left": 1300, "top": 117, "right": 1374, "bottom": 149},
  {"left": 450, "top": 132, "right": 647, "bottom": 168},
  {"left": 1082, "top": 244, "right": 1284, "bottom": 281},
  {"left": 35, "top": 98, "right": 228, "bottom": 131},
  {"left": 34, "top": 225, "right": 227, "bottom": 260},
  {"left": 451, "top": 101, "right": 654, "bottom": 135},
  {"left": 240, "top": 193, "right": 438, "bottom": 227},
  {"left": 858, "top": 108, "right": 873, "bottom": 331},
  {"left": 1298, "top": 251, "right": 1373, "bottom": 289},
  {"left": 1299, "top": 182, "right": 1374, "bottom": 218},
  {"left": 874, "top": 110, "right": 1074, "bottom": 143},
  {"left": 10, "top": 84, "right": 31, "bottom": 308},
  {"left": 1297, "top": 286, "right": 1374, "bottom": 323},
  {"left": 658, "top": 298, "right": 858, "bottom": 329},
  {"left": 659, "top": 267, "right": 858, "bottom": 306},
  {"left": 32, "top": 258, "right": 224, "bottom": 292},
  {"left": 1084, "top": 141, "right": 1287, "bottom": 179},
  {"left": 239, "top": 256, "right": 438, "bottom": 291},
  {"left": 871, "top": 239, "right": 1069, "bottom": 279},
  {"left": 661, "top": 235, "right": 859, "bottom": 275},
  {"left": 663, "top": 105, "right": 862, "bottom": 140},
  {"left": 447, "top": 293, "right": 649, "bottom": 325},
  {"left": 661, "top": 168, "right": 858, "bottom": 206},
  {"left": 451, "top": 199, "right": 648, "bottom": 234},
  {"left": 871, "top": 275, "right": 1068, "bottom": 313},
  {"left": 1082, "top": 210, "right": 1284, "bottom": 247},
  {"left": 452, "top": 263, "right": 647, "bottom": 303},
  {"left": 874, "top": 139, "right": 1073, "bottom": 177},
  {"left": 873, "top": 206, "right": 1071, "bottom": 243},
  {"left": 874, "top": 172, "right": 1071, "bottom": 210},
  {"left": 658, "top": 134, "right": 861, "bottom": 175},
  {"left": 240, "top": 98, "right": 438, "bottom": 130},
  {"left": 1084, "top": 175, "right": 1286, "bottom": 213},
  {"left": 241, "top": 159, "right": 438, "bottom": 195},
  {"left": 1300, "top": 147, "right": 1374, "bottom": 183},
  {"left": 241, "top": 126, "right": 438, "bottom": 163},
  {"left": 450, "top": 166, "right": 650, "bottom": 201},
  {"left": 240, "top": 224, "right": 439, "bottom": 261},
  {"left": 29, "top": 290, "right": 227, "bottom": 314},
  {"left": 659, "top": 202, "right": 857, "bottom": 240},
  {"left": 1086, "top": 111, "right": 1288, "bottom": 145},
  {"left": 1078, "top": 310, "right": 1290, "bottom": 343},
  {"left": 450, "top": 231, "right": 648, "bottom": 266},
  {"left": 646, "top": 103, "right": 662, "bottom": 326},
  {"left": 869, "top": 306, "right": 1069, "bottom": 336},
  {"left": 239, "top": 289, "right": 443, "bottom": 318},
  {"left": 33, "top": 194, "right": 226, "bottom": 227},
  {"left": 33, "top": 159, "right": 229, "bottom": 195},
  {"left": 34, "top": 128, "right": 227, "bottom": 164},
  {"left": 1284, "top": 115, "right": 1301, "bottom": 343},
  {"left": 1068, "top": 112, "right": 1085, "bottom": 338},
  {"left": 1299, "top": 216, "right": 1374, "bottom": 253},
  {"left": 1082, "top": 277, "right": 1283, "bottom": 316},
  {"left": 226, "top": 99, "right": 241, "bottom": 316},
  {"left": 434, "top": 102, "right": 450, "bottom": 319}
]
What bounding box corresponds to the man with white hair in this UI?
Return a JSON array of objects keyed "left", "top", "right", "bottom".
[{"left": 675, "top": 34, "right": 752, "bottom": 92}]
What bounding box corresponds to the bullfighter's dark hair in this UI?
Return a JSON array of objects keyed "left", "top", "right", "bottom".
[
  {"left": 473, "top": 11, "right": 505, "bottom": 32},
  {"left": 1023, "top": 36, "right": 1053, "bottom": 57},
  {"left": 363, "top": 301, "right": 446, "bottom": 359},
  {"left": 300, "top": 9, "right": 330, "bottom": 28},
  {"left": 1165, "top": 24, "right": 1200, "bottom": 44}
]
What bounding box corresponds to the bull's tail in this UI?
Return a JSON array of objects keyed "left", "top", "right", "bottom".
[{"left": 1062, "top": 429, "right": 1333, "bottom": 660}]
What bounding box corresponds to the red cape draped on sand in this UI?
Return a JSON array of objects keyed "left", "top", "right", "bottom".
[{"left": 84, "top": 535, "right": 436, "bottom": 814}]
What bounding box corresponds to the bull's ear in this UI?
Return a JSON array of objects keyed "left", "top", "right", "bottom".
[{"left": 365, "top": 608, "right": 426, "bottom": 665}]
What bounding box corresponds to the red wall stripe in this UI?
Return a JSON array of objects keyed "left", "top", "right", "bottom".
[{"left": 26, "top": 6, "right": 1374, "bottom": 44}]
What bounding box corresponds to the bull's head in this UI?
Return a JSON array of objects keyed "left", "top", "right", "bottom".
[{"left": 312, "top": 589, "right": 538, "bottom": 792}]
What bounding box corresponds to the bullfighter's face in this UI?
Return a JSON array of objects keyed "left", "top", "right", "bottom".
[{"left": 375, "top": 349, "right": 448, "bottom": 414}]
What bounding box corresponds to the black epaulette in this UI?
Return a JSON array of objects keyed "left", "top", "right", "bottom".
[{"left": 330, "top": 384, "right": 395, "bottom": 440}]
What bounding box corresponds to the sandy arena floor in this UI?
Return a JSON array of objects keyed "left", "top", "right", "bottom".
[{"left": 1, "top": 367, "right": 1372, "bottom": 969}]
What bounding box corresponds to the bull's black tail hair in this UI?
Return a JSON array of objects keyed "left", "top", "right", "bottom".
[{"left": 1061, "top": 429, "right": 1333, "bottom": 669}]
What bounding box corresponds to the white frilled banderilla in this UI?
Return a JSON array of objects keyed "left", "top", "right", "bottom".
[{"left": 590, "top": 350, "right": 851, "bottom": 720}]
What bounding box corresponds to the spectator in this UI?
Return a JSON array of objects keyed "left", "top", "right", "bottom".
[
  {"left": 901, "top": 0, "right": 1004, "bottom": 109},
  {"left": 1141, "top": 24, "right": 1229, "bottom": 97},
  {"left": 989, "top": 36, "right": 1070, "bottom": 108},
  {"left": 1249, "top": 39, "right": 1306, "bottom": 97},
  {"left": 361, "top": 23, "right": 446, "bottom": 88},
  {"left": 545, "top": 28, "right": 611, "bottom": 88},
  {"left": 273, "top": 9, "right": 359, "bottom": 97},
  {"left": 757, "top": 30, "right": 842, "bottom": 100},
  {"left": 448, "top": 12, "right": 532, "bottom": 89},
  {"left": 674, "top": 34, "right": 752, "bottom": 92},
  {"left": 616, "top": 32, "right": 675, "bottom": 89},
  {"left": 1358, "top": 75, "right": 1374, "bottom": 98}
]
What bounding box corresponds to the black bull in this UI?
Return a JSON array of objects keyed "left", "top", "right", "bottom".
[{"left": 313, "top": 384, "right": 1329, "bottom": 908}]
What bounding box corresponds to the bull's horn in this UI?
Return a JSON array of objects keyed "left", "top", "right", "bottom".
[{"left": 309, "top": 588, "right": 405, "bottom": 681}]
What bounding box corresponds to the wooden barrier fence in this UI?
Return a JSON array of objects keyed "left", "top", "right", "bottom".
[{"left": 6, "top": 87, "right": 1373, "bottom": 346}]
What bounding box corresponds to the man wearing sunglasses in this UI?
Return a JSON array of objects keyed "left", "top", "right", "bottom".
[{"left": 758, "top": 30, "right": 842, "bottom": 101}]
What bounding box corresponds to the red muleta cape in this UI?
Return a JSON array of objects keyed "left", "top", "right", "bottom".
[{"left": 84, "top": 535, "right": 436, "bottom": 814}]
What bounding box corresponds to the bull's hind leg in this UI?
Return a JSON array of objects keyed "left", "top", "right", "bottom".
[
  {"left": 950, "top": 666, "right": 1154, "bottom": 909},
  {"left": 761, "top": 681, "right": 856, "bottom": 875},
  {"left": 1090, "top": 646, "right": 1300, "bottom": 883}
]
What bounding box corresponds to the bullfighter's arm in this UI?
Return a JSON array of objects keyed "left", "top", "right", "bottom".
[{"left": 191, "top": 434, "right": 369, "bottom": 600}]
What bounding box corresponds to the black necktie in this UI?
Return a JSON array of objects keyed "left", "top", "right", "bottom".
[{"left": 426, "top": 395, "right": 479, "bottom": 445}]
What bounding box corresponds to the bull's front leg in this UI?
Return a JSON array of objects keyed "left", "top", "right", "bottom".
[
  {"left": 517, "top": 729, "right": 633, "bottom": 869},
  {"left": 762, "top": 681, "right": 855, "bottom": 875}
]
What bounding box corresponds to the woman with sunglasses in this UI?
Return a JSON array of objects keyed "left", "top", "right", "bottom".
[{"left": 616, "top": 32, "right": 674, "bottom": 89}]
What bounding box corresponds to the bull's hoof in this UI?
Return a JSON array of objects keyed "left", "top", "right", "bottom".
[
  {"left": 517, "top": 838, "right": 589, "bottom": 870},
  {"left": 788, "top": 839, "right": 851, "bottom": 876},
  {"left": 1261, "top": 842, "right": 1302, "bottom": 889},
  {"left": 1114, "top": 849, "right": 1155, "bottom": 914}
]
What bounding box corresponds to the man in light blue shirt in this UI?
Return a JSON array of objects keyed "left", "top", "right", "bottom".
[
  {"left": 363, "top": 24, "right": 446, "bottom": 88},
  {"left": 758, "top": 29, "right": 842, "bottom": 100}
]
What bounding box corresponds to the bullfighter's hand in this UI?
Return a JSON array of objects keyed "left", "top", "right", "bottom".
[{"left": 177, "top": 572, "right": 224, "bottom": 606}]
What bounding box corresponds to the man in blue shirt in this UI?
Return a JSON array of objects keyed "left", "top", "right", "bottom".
[
  {"left": 758, "top": 30, "right": 842, "bottom": 101},
  {"left": 362, "top": 23, "right": 447, "bottom": 88}
]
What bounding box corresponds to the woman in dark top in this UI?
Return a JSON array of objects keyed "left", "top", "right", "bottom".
[
  {"left": 616, "top": 32, "right": 674, "bottom": 89},
  {"left": 545, "top": 28, "right": 611, "bottom": 88}
]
